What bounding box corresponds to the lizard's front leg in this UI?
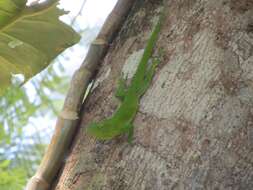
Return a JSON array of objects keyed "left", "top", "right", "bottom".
[
  {"left": 115, "top": 76, "right": 128, "bottom": 101},
  {"left": 138, "top": 58, "right": 160, "bottom": 95}
]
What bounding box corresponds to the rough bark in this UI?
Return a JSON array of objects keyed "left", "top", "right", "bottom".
[{"left": 54, "top": 0, "right": 253, "bottom": 189}]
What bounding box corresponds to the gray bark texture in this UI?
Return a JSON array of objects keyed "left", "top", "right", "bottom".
[{"left": 54, "top": 0, "right": 253, "bottom": 189}]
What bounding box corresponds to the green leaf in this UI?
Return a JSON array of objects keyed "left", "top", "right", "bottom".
[
  {"left": 0, "top": 160, "right": 10, "bottom": 169},
  {"left": 0, "top": 1, "right": 81, "bottom": 95},
  {"left": 0, "top": 167, "right": 27, "bottom": 190}
]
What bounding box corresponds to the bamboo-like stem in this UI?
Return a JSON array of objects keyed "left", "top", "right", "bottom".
[{"left": 25, "top": 0, "right": 134, "bottom": 190}]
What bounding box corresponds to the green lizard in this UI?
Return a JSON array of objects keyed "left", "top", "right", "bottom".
[{"left": 86, "top": 13, "right": 163, "bottom": 141}]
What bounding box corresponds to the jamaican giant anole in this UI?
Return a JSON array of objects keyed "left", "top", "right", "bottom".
[{"left": 86, "top": 12, "right": 163, "bottom": 141}]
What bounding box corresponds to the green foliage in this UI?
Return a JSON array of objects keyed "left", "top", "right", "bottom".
[
  {"left": 0, "top": 1, "right": 98, "bottom": 188},
  {"left": 0, "top": 62, "right": 68, "bottom": 159},
  {"left": 0, "top": 12, "right": 98, "bottom": 190},
  {"left": 0, "top": 0, "right": 80, "bottom": 95},
  {"left": 0, "top": 64, "right": 69, "bottom": 189},
  {"left": 0, "top": 1, "right": 26, "bottom": 28},
  {"left": 0, "top": 64, "right": 68, "bottom": 143},
  {"left": 0, "top": 160, "right": 27, "bottom": 190},
  {"left": 0, "top": 86, "right": 37, "bottom": 142}
]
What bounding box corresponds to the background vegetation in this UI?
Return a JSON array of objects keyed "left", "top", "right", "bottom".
[{"left": 0, "top": 0, "right": 116, "bottom": 189}]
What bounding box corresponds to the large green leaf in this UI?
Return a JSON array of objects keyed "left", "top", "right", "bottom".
[{"left": 0, "top": 0, "right": 80, "bottom": 95}]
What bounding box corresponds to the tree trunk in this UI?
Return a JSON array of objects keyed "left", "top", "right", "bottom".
[{"left": 54, "top": 0, "right": 253, "bottom": 189}]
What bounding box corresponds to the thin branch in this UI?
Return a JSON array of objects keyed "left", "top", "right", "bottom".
[{"left": 70, "top": 0, "right": 87, "bottom": 26}]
